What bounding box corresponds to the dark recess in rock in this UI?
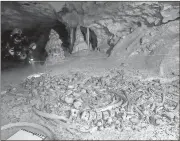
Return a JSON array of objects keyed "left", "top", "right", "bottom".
[
  {"left": 69, "top": 27, "right": 77, "bottom": 54},
  {"left": 52, "top": 20, "right": 71, "bottom": 49},
  {"left": 1, "top": 20, "right": 71, "bottom": 67},
  {"left": 80, "top": 26, "right": 98, "bottom": 50}
]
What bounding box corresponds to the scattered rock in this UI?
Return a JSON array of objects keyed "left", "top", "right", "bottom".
[
  {"left": 81, "top": 111, "right": 90, "bottom": 121},
  {"left": 71, "top": 109, "right": 79, "bottom": 118},
  {"left": 129, "top": 116, "right": 140, "bottom": 124},
  {"left": 2, "top": 68, "right": 179, "bottom": 139},
  {"left": 73, "top": 100, "right": 83, "bottom": 110},
  {"left": 64, "top": 96, "right": 74, "bottom": 104}
]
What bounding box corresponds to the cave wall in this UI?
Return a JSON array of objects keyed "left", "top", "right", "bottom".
[
  {"left": 2, "top": 1, "right": 179, "bottom": 52},
  {"left": 1, "top": 1, "right": 179, "bottom": 76},
  {"left": 1, "top": 1, "right": 57, "bottom": 32},
  {"left": 59, "top": 2, "right": 179, "bottom": 47}
]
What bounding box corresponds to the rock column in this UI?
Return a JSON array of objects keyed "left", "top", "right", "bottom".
[{"left": 45, "top": 29, "right": 65, "bottom": 65}]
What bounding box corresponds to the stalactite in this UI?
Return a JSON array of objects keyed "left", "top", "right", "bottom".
[
  {"left": 69, "top": 27, "right": 77, "bottom": 53},
  {"left": 87, "top": 27, "right": 90, "bottom": 49}
]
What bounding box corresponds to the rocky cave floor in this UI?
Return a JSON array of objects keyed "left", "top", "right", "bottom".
[{"left": 1, "top": 50, "right": 179, "bottom": 140}]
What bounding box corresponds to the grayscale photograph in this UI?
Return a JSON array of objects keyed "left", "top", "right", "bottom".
[{"left": 1, "top": 1, "right": 179, "bottom": 140}]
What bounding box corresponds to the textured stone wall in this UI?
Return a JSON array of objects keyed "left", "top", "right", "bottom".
[
  {"left": 1, "top": 2, "right": 57, "bottom": 32},
  {"left": 59, "top": 2, "right": 179, "bottom": 47}
]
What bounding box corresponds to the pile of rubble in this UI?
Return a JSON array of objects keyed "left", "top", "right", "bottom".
[
  {"left": 2, "top": 69, "right": 179, "bottom": 139},
  {"left": 18, "top": 70, "right": 179, "bottom": 133}
]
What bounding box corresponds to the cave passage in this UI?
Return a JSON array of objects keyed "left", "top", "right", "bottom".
[
  {"left": 52, "top": 20, "right": 71, "bottom": 50},
  {"left": 1, "top": 20, "right": 72, "bottom": 70},
  {"left": 80, "top": 26, "right": 98, "bottom": 50}
]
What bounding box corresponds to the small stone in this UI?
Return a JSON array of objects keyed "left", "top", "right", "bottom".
[
  {"left": 98, "top": 126, "right": 104, "bottom": 131},
  {"left": 68, "top": 85, "right": 74, "bottom": 89},
  {"left": 115, "top": 108, "right": 121, "bottom": 116},
  {"left": 164, "top": 112, "right": 175, "bottom": 120},
  {"left": 73, "top": 100, "right": 83, "bottom": 110},
  {"left": 102, "top": 111, "right": 110, "bottom": 120},
  {"left": 45, "top": 104, "right": 52, "bottom": 113},
  {"left": 71, "top": 109, "right": 79, "bottom": 117},
  {"left": 73, "top": 92, "right": 81, "bottom": 97},
  {"left": 115, "top": 120, "right": 121, "bottom": 125},
  {"left": 107, "top": 117, "right": 113, "bottom": 124},
  {"left": 97, "top": 120, "right": 103, "bottom": 126},
  {"left": 105, "top": 94, "right": 111, "bottom": 100},
  {"left": 54, "top": 104, "right": 58, "bottom": 108},
  {"left": 99, "top": 89, "right": 106, "bottom": 92},
  {"left": 39, "top": 82, "right": 43, "bottom": 86},
  {"left": 81, "top": 111, "right": 90, "bottom": 121},
  {"left": 96, "top": 112, "right": 103, "bottom": 120},
  {"left": 12, "top": 88, "right": 17, "bottom": 92},
  {"left": 140, "top": 122, "right": 147, "bottom": 128},
  {"left": 32, "top": 89, "right": 38, "bottom": 94},
  {"left": 66, "top": 90, "right": 73, "bottom": 95},
  {"left": 129, "top": 116, "right": 139, "bottom": 124},
  {"left": 91, "top": 91, "right": 97, "bottom": 97},
  {"left": 156, "top": 118, "right": 164, "bottom": 125},
  {"left": 81, "top": 89, "right": 87, "bottom": 93},
  {"left": 110, "top": 109, "right": 116, "bottom": 117},
  {"left": 64, "top": 96, "right": 74, "bottom": 104},
  {"left": 1, "top": 91, "right": 7, "bottom": 95},
  {"left": 89, "top": 111, "right": 97, "bottom": 121}
]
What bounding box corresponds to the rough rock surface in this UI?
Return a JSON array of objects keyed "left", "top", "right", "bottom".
[
  {"left": 1, "top": 69, "right": 179, "bottom": 140},
  {"left": 1, "top": 2, "right": 57, "bottom": 32},
  {"left": 72, "top": 27, "right": 89, "bottom": 53},
  {"left": 160, "top": 2, "right": 180, "bottom": 23},
  {"left": 45, "top": 29, "right": 65, "bottom": 65},
  {"left": 108, "top": 20, "right": 179, "bottom": 77},
  {"left": 59, "top": 2, "right": 179, "bottom": 48},
  {"left": 1, "top": 2, "right": 179, "bottom": 140}
]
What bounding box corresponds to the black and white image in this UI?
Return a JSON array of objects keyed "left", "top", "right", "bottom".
[{"left": 1, "top": 1, "right": 179, "bottom": 140}]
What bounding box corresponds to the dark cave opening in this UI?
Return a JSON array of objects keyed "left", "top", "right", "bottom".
[
  {"left": 80, "top": 26, "right": 98, "bottom": 50},
  {"left": 52, "top": 20, "right": 71, "bottom": 50},
  {"left": 1, "top": 20, "right": 71, "bottom": 70}
]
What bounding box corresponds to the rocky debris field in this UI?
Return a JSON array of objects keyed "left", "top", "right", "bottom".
[{"left": 1, "top": 69, "right": 179, "bottom": 140}]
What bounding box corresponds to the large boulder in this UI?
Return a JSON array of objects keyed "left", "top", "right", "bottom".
[{"left": 160, "top": 2, "right": 180, "bottom": 23}]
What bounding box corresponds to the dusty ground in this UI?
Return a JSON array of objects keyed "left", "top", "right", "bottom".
[{"left": 1, "top": 24, "right": 179, "bottom": 140}]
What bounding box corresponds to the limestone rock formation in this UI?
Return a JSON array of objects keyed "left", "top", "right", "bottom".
[
  {"left": 160, "top": 2, "right": 180, "bottom": 23},
  {"left": 72, "top": 27, "right": 89, "bottom": 53},
  {"left": 45, "top": 29, "right": 65, "bottom": 65},
  {"left": 58, "top": 2, "right": 179, "bottom": 48}
]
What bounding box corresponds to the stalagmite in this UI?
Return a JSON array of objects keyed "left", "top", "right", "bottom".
[{"left": 45, "top": 29, "right": 65, "bottom": 65}]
